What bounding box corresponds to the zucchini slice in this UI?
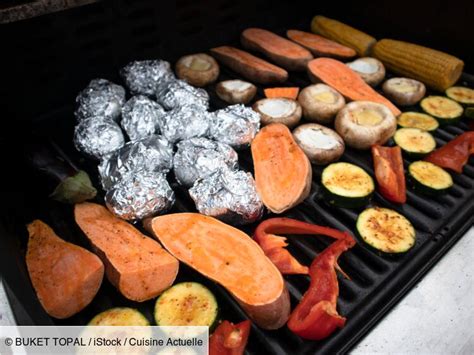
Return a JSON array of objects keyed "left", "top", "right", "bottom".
[
  {"left": 408, "top": 161, "right": 453, "bottom": 195},
  {"left": 321, "top": 162, "right": 374, "bottom": 208},
  {"left": 154, "top": 282, "right": 218, "bottom": 328},
  {"left": 357, "top": 207, "right": 415, "bottom": 253},
  {"left": 394, "top": 128, "right": 436, "bottom": 158},
  {"left": 465, "top": 107, "right": 474, "bottom": 119},
  {"left": 446, "top": 86, "right": 474, "bottom": 105},
  {"left": 397, "top": 112, "right": 439, "bottom": 132},
  {"left": 420, "top": 96, "right": 463, "bottom": 125},
  {"left": 88, "top": 307, "right": 150, "bottom": 325}
]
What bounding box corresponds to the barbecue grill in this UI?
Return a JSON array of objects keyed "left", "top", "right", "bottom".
[{"left": 1, "top": 1, "right": 473, "bottom": 354}]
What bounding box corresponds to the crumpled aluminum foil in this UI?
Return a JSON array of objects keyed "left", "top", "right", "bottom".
[
  {"left": 98, "top": 135, "right": 173, "bottom": 190},
  {"left": 161, "top": 104, "right": 211, "bottom": 143},
  {"left": 209, "top": 104, "right": 261, "bottom": 150},
  {"left": 189, "top": 167, "right": 264, "bottom": 225},
  {"left": 121, "top": 95, "right": 167, "bottom": 141},
  {"left": 74, "top": 117, "right": 125, "bottom": 160},
  {"left": 155, "top": 79, "right": 209, "bottom": 110},
  {"left": 120, "top": 60, "right": 175, "bottom": 96},
  {"left": 74, "top": 79, "right": 126, "bottom": 121},
  {"left": 173, "top": 137, "right": 239, "bottom": 187},
  {"left": 105, "top": 170, "right": 175, "bottom": 220}
]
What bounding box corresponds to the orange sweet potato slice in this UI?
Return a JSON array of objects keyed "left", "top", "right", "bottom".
[
  {"left": 264, "top": 87, "right": 300, "bottom": 100},
  {"left": 210, "top": 46, "right": 288, "bottom": 84},
  {"left": 286, "top": 29, "right": 356, "bottom": 60},
  {"left": 241, "top": 28, "right": 313, "bottom": 71},
  {"left": 145, "top": 213, "right": 290, "bottom": 330},
  {"left": 307, "top": 58, "right": 401, "bottom": 116},
  {"left": 251, "top": 123, "right": 312, "bottom": 213},
  {"left": 26, "top": 220, "right": 104, "bottom": 319},
  {"left": 74, "top": 202, "right": 179, "bottom": 302}
]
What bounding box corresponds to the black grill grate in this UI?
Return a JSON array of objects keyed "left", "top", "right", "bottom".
[{"left": 1, "top": 1, "right": 474, "bottom": 354}]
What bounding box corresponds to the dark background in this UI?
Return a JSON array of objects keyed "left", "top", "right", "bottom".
[{"left": 1, "top": 0, "right": 473, "bottom": 128}]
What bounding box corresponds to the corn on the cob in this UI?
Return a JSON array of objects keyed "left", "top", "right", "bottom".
[
  {"left": 372, "top": 39, "right": 464, "bottom": 92},
  {"left": 310, "top": 15, "right": 376, "bottom": 56}
]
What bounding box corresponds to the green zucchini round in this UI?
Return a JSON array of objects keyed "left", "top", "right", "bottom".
[
  {"left": 321, "top": 162, "right": 374, "bottom": 208},
  {"left": 154, "top": 282, "right": 218, "bottom": 329},
  {"left": 357, "top": 207, "right": 415, "bottom": 253},
  {"left": 445, "top": 86, "right": 474, "bottom": 105},
  {"left": 88, "top": 307, "right": 150, "bottom": 326},
  {"left": 397, "top": 112, "right": 439, "bottom": 132},
  {"left": 465, "top": 107, "right": 474, "bottom": 119},
  {"left": 420, "top": 96, "right": 463, "bottom": 125},
  {"left": 408, "top": 161, "right": 453, "bottom": 196},
  {"left": 394, "top": 128, "right": 436, "bottom": 158}
]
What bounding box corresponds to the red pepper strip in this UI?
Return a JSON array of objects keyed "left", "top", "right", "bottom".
[
  {"left": 254, "top": 218, "right": 352, "bottom": 275},
  {"left": 209, "top": 320, "right": 251, "bottom": 355},
  {"left": 425, "top": 132, "right": 474, "bottom": 173},
  {"left": 371, "top": 145, "right": 406, "bottom": 204},
  {"left": 287, "top": 235, "right": 356, "bottom": 340}
]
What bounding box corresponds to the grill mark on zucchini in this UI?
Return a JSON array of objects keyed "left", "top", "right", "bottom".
[{"left": 357, "top": 207, "right": 415, "bottom": 253}]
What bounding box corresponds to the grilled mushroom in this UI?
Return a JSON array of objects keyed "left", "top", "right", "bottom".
[
  {"left": 382, "top": 77, "right": 426, "bottom": 106},
  {"left": 347, "top": 57, "right": 385, "bottom": 87},
  {"left": 253, "top": 98, "right": 302, "bottom": 128},
  {"left": 298, "top": 84, "right": 345, "bottom": 124},
  {"left": 175, "top": 53, "right": 220, "bottom": 87},
  {"left": 216, "top": 79, "right": 257, "bottom": 104}
]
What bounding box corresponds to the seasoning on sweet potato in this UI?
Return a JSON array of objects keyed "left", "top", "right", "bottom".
[
  {"left": 74, "top": 202, "right": 179, "bottom": 302},
  {"left": 210, "top": 46, "right": 288, "bottom": 84},
  {"left": 286, "top": 29, "right": 356, "bottom": 60},
  {"left": 251, "top": 123, "right": 312, "bottom": 213},
  {"left": 145, "top": 213, "right": 290, "bottom": 330},
  {"left": 26, "top": 220, "right": 104, "bottom": 319},
  {"left": 241, "top": 28, "right": 313, "bottom": 71},
  {"left": 307, "top": 58, "right": 401, "bottom": 116}
]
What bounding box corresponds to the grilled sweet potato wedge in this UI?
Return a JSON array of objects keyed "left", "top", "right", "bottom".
[
  {"left": 251, "top": 123, "right": 312, "bottom": 213},
  {"left": 26, "top": 220, "right": 104, "bottom": 319},
  {"left": 74, "top": 202, "right": 179, "bottom": 302},
  {"left": 210, "top": 46, "right": 288, "bottom": 84},
  {"left": 145, "top": 213, "right": 290, "bottom": 330},
  {"left": 286, "top": 29, "right": 356, "bottom": 60},
  {"left": 307, "top": 58, "right": 401, "bottom": 116},
  {"left": 241, "top": 28, "right": 313, "bottom": 71}
]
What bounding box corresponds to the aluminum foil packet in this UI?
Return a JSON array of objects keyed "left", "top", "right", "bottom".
[
  {"left": 155, "top": 78, "right": 209, "bottom": 110},
  {"left": 120, "top": 60, "right": 175, "bottom": 96},
  {"left": 74, "top": 117, "right": 125, "bottom": 160},
  {"left": 161, "top": 104, "right": 211, "bottom": 143},
  {"left": 98, "top": 135, "right": 173, "bottom": 190},
  {"left": 75, "top": 79, "right": 126, "bottom": 121},
  {"left": 105, "top": 170, "right": 175, "bottom": 220},
  {"left": 189, "top": 167, "right": 264, "bottom": 225},
  {"left": 173, "top": 137, "right": 239, "bottom": 187},
  {"left": 209, "top": 104, "right": 261, "bottom": 150},
  {"left": 121, "top": 95, "right": 167, "bottom": 141}
]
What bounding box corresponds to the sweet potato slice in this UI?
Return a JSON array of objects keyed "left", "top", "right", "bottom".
[
  {"left": 210, "top": 46, "right": 288, "bottom": 84},
  {"left": 74, "top": 202, "right": 179, "bottom": 302},
  {"left": 145, "top": 213, "right": 290, "bottom": 330},
  {"left": 286, "top": 29, "right": 356, "bottom": 60},
  {"left": 241, "top": 28, "right": 313, "bottom": 71},
  {"left": 307, "top": 58, "right": 401, "bottom": 116},
  {"left": 251, "top": 123, "right": 312, "bottom": 213},
  {"left": 26, "top": 220, "right": 104, "bottom": 319}
]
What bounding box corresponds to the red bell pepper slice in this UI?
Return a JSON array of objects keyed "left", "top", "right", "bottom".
[
  {"left": 209, "top": 320, "right": 251, "bottom": 355},
  {"left": 371, "top": 145, "right": 406, "bottom": 204},
  {"left": 425, "top": 132, "right": 474, "bottom": 173},
  {"left": 287, "top": 235, "right": 356, "bottom": 340},
  {"left": 254, "top": 218, "right": 352, "bottom": 275}
]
